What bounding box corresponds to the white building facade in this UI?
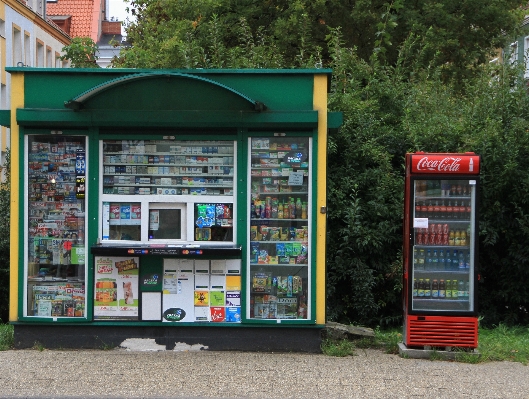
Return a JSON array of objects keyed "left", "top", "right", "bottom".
[{"left": 0, "top": 0, "right": 70, "bottom": 169}]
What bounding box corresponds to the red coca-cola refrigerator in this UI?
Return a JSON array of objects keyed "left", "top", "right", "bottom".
[{"left": 403, "top": 152, "right": 480, "bottom": 348}]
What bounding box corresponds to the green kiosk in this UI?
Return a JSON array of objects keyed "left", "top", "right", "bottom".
[{"left": 5, "top": 68, "right": 342, "bottom": 351}]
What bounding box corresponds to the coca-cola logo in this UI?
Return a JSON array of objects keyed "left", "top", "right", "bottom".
[{"left": 416, "top": 157, "right": 462, "bottom": 172}]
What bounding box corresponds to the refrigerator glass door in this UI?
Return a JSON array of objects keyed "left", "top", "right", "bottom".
[
  {"left": 247, "top": 137, "right": 311, "bottom": 320},
  {"left": 411, "top": 178, "right": 476, "bottom": 312}
]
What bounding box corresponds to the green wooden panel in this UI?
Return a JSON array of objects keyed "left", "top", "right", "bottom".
[
  {"left": 139, "top": 258, "right": 163, "bottom": 292},
  {"left": 13, "top": 69, "right": 324, "bottom": 112}
]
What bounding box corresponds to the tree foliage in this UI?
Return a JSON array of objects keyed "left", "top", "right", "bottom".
[
  {"left": 60, "top": 37, "right": 100, "bottom": 68},
  {"left": 111, "top": 0, "right": 529, "bottom": 327}
]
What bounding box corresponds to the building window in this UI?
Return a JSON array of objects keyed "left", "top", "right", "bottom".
[
  {"left": 509, "top": 41, "right": 518, "bottom": 65},
  {"left": 46, "top": 46, "right": 52, "bottom": 67},
  {"left": 24, "top": 32, "right": 31, "bottom": 67},
  {"left": 36, "top": 40, "right": 44, "bottom": 67},
  {"left": 13, "top": 26, "right": 22, "bottom": 67},
  {"left": 0, "top": 19, "right": 5, "bottom": 38}
]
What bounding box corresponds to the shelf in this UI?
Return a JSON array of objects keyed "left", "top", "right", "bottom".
[
  {"left": 413, "top": 269, "right": 469, "bottom": 274},
  {"left": 415, "top": 195, "right": 471, "bottom": 200},
  {"left": 413, "top": 298, "right": 469, "bottom": 303}
]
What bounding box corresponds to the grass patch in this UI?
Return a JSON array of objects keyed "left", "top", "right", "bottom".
[
  {"left": 324, "top": 323, "right": 529, "bottom": 365},
  {"left": 0, "top": 323, "right": 14, "bottom": 351},
  {"left": 321, "top": 338, "right": 356, "bottom": 357}
]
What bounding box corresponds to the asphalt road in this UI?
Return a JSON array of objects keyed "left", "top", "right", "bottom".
[{"left": 0, "top": 347, "right": 527, "bottom": 398}]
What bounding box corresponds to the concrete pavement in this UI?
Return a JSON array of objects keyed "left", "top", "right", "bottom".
[{"left": 0, "top": 346, "right": 527, "bottom": 398}]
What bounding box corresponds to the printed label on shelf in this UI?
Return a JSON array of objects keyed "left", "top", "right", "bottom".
[{"left": 413, "top": 218, "right": 429, "bottom": 228}]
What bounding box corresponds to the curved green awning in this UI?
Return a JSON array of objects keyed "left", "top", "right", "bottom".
[{"left": 64, "top": 72, "right": 267, "bottom": 112}]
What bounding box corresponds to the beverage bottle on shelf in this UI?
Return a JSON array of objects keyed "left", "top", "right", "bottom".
[
  {"left": 432, "top": 279, "right": 439, "bottom": 298},
  {"left": 296, "top": 198, "right": 302, "bottom": 218},
  {"left": 433, "top": 201, "right": 440, "bottom": 219},
  {"left": 417, "top": 249, "right": 425, "bottom": 270},
  {"left": 439, "top": 200, "right": 447, "bottom": 219},
  {"left": 452, "top": 250, "right": 459, "bottom": 271},
  {"left": 283, "top": 200, "right": 289, "bottom": 219},
  {"left": 450, "top": 185, "right": 456, "bottom": 196},
  {"left": 458, "top": 201, "right": 466, "bottom": 220},
  {"left": 432, "top": 250, "right": 439, "bottom": 268},
  {"left": 451, "top": 280, "right": 458, "bottom": 299},
  {"left": 413, "top": 279, "right": 418, "bottom": 298},
  {"left": 449, "top": 231, "right": 455, "bottom": 246},
  {"left": 439, "top": 279, "right": 446, "bottom": 298},
  {"left": 458, "top": 280, "right": 465, "bottom": 299},
  {"left": 427, "top": 181, "right": 434, "bottom": 196},
  {"left": 452, "top": 201, "right": 460, "bottom": 220},
  {"left": 301, "top": 202, "right": 307, "bottom": 219},
  {"left": 424, "top": 279, "right": 431, "bottom": 298},
  {"left": 444, "top": 250, "right": 451, "bottom": 270},
  {"left": 446, "top": 280, "right": 452, "bottom": 299},
  {"left": 290, "top": 198, "right": 296, "bottom": 219},
  {"left": 277, "top": 201, "right": 284, "bottom": 219},
  {"left": 271, "top": 198, "right": 278, "bottom": 218},
  {"left": 427, "top": 201, "right": 434, "bottom": 218},
  {"left": 413, "top": 248, "right": 418, "bottom": 268},
  {"left": 454, "top": 230, "right": 461, "bottom": 246},
  {"left": 436, "top": 181, "right": 442, "bottom": 196},
  {"left": 426, "top": 249, "right": 432, "bottom": 270},
  {"left": 466, "top": 201, "right": 472, "bottom": 221},
  {"left": 465, "top": 252, "right": 471, "bottom": 269},
  {"left": 418, "top": 279, "right": 425, "bottom": 297},
  {"left": 457, "top": 184, "right": 462, "bottom": 196},
  {"left": 421, "top": 201, "right": 428, "bottom": 218},
  {"left": 446, "top": 201, "right": 453, "bottom": 219},
  {"left": 460, "top": 230, "right": 467, "bottom": 246},
  {"left": 465, "top": 281, "right": 470, "bottom": 298},
  {"left": 458, "top": 251, "right": 465, "bottom": 269},
  {"left": 438, "top": 249, "right": 446, "bottom": 270}
]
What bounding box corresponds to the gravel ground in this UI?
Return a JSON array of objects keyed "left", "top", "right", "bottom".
[{"left": 0, "top": 348, "right": 527, "bottom": 398}]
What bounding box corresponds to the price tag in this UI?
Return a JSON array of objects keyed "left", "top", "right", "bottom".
[
  {"left": 287, "top": 171, "right": 304, "bottom": 186},
  {"left": 413, "top": 218, "right": 428, "bottom": 228}
]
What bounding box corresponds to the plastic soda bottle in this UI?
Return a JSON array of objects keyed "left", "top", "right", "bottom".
[
  {"left": 432, "top": 279, "right": 439, "bottom": 298},
  {"left": 446, "top": 280, "right": 452, "bottom": 299},
  {"left": 277, "top": 201, "right": 284, "bottom": 219},
  {"left": 460, "top": 230, "right": 467, "bottom": 246},
  {"left": 424, "top": 279, "right": 431, "bottom": 298},
  {"left": 426, "top": 249, "right": 432, "bottom": 270},
  {"left": 451, "top": 280, "right": 458, "bottom": 299},
  {"left": 458, "top": 280, "right": 465, "bottom": 299},
  {"left": 418, "top": 279, "right": 425, "bottom": 297},
  {"left": 465, "top": 281, "right": 470, "bottom": 298},
  {"left": 454, "top": 230, "right": 461, "bottom": 246},
  {"left": 449, "top": 230, "right": 455, "bottom": 246},
  {"left": 439, "top": 280, "right": 446, "bottom": 298},
  {"left": 452, "top": 250, "right": 459, "bottom": 271},
  {"left": 432, "top": 250, "right": 439, "bottom": 268},
  {"left": 413, "top": 279, "right": 418, "bottom": 298},
  {"left": 417, "top": 249, "right": 425, "bottom": 270},
  {"left": 459, "top": 251, "right": 465, "bottom": 270},
  {"left": 465, "top": 252, "right": 471, "bottom": 269},
  {"left": 438, "top": 249, "right": 445, "bottom": 270}
]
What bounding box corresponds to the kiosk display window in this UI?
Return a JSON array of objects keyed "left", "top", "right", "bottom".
[
  {"left": 248, "top": 137, "right": 311, "bottom": 320},
  {"left": 100, "top": 139, "right": 235, "bottom": 244},
  {"left": 25, "top": 135, "right": 87, "bottom": 318}
]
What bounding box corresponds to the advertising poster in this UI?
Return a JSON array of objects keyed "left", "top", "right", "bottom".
[{"left": 94, "top": 256, "right": 139, "bottom": 320}]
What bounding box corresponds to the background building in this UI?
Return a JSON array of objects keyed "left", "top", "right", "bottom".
[
  {"left": 0, "top": 0, "right": 70, "bottom": 173},
  {"left": 46, "top": 0, "right": 124, "bottom": 68}
]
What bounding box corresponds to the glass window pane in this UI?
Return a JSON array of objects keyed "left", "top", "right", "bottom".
[
  {"left": 248, "top": 137, "right": 311, "bottom": 320},
  {"left": 26, "top": 135, "right": 86, "bottom": 318}
]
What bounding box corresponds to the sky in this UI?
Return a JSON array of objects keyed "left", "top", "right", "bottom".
[{"left": 108, "top": 0, "right": 133, "bottom": 34}]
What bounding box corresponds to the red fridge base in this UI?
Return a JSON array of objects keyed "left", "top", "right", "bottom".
[{"left": 405, "top": 315, "right": 478, "bottom": 348}]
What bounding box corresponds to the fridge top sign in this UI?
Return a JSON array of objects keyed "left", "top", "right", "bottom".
[{"left": 410, "top": 152, "right": 480, "bottom": 175}]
